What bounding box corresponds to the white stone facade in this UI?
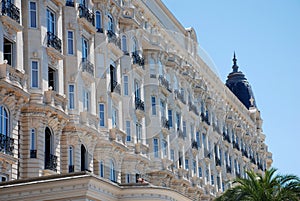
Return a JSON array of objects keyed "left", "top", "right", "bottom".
[{"left": 0, "top": 0, "right": 272, "bottom": 200}]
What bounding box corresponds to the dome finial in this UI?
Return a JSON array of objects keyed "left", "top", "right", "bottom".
[{"left": 232, "top": 52, "right": 239, "bottom": 72}]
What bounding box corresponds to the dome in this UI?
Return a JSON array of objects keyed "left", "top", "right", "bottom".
[{"left": 226, "top": 53, "right": 256, "bottom": 109}]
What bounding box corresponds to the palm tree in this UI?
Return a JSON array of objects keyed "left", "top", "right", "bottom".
[{"left": 215, "top": 168, "right": 300, "bottom": 201}]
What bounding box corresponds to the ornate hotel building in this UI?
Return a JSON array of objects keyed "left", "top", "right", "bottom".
[{"left": 0, "top": 0, "right": 272, "bottom": 200}]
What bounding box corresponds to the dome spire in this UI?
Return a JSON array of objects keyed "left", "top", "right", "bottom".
[{"left": 232, "top": 52, "right": 239, "bottom": 72}]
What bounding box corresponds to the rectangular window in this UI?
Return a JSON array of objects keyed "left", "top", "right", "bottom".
[
  {"left": 183, "top": 121, "right": 187, "bottom": 137},
  {"left": 151, "top": 96, "right": 156, "bottom": 115},
  {"left": 68, "top": 85, "right": 75, "bottom": 110},
  {"left": 48, "top": 67, "right": 57, "bottom": 91},
  {"left": 83, "top": 89, "right": 90, "bottom": 111},
  {"left": 202, "top": 133, "right": 207, "bottom": 150},
  {"left": 193, "top": 160, "right": 196, "bottom": 175},
  {"left": 82, "top": 37, "right": 88, "bottom": 60},
  {"left": 112, "top": 108, "right": 118, "bottom": 128},
  {"left": 160, "top": 100, "right": 166, "bottom": 118},
  {"left": 198, "top": 166, "right": 202, "bottom": 177},
  {"left": 176, "top": 113, "right": 180, "bottom": 130},
  {"left": 68, "top": 146, "right": 73, "bottom": 166},
  {"left": 136, "top": 123, "right": 141, "bottom": 142},
  {"left": 31, "top": 61, "right": 39, "bottom": 88},
  {"left": 99, "top": 103, "right": 105, "bottom": 127},
  {"left": 185, "top": 159, "right": 189, "bottom": 170},
  {"left": 67, "top": 31, "right": 74, "bottom": 55},
  {"left": 30, "top": 129, "right": 36, "bottom": 150},
  {"left": 126, "top": 173, "right": 130, "bottom": 183},
  {"left": 153, "top": 138, "right": 159, "bottom": 158},
  {"left": 211, "top": 174, "right": 214, "bottom": 185},
  {"left": 168, "top": 110, "right": 172, "bottom": 127},
  {"left": 123, "top": 75, "right": 128, "bottom": 96},
  {"left": 29, "top": 2, "right": 37, "bottom": 28},
  {"left": 47, "top": 9, "right": 56, "bottom": 33},
  {"left": 99, "top": 161, "right": 104, "bottom": 177},
  {"left": 196, "top": 131, "right": 201, "bottom": 148},
  {"left": 190, "top": 124, "right": 194, "bottom": 139},
  {"left": 162, "top": 140, "right": 167, "bottom": 158},
  {"left": 126, "top": 121, "right": 131, "bottom": 141},
  {"left": 170, "top": 149, "right": 175, "bottom": 162},
  {"left": 4, "top": 39, "right": 13, "bottom": 66}
]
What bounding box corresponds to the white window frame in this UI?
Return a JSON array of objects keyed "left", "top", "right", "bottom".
[
  {"left": 67, "top": 30, "right": 74, "bottom": 55},
  {"left": 68, "top": 84, "right": 75, "bottom": 110},
  {"left": 30, "top": 129, "right": 36, "bottom": 150},
  {"left": 126, "top": 120, "right": 131, "bottom": 142},
  {"left": 29, "top": 1, "right": 37, "bottom": 28},
  {"left": 123, "top": 75, "right": 128, "bottom": 96},
  {"left": 151, "top": 96, "right": 156, "bottom": 115},
  {"left": 83, "top": 89, "right": 90, "bottom": 111},
  {"left": 31, "top": 61, "right": 39, "bottom": 88},
  {"left": 153, "top": 138, "right": 159, "bottom": 158},
  {"left": 99, "top": 103, "right": 105, "bottom": 127}
]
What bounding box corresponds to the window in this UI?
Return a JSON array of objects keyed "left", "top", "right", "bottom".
[
  {"left": 68, "top": 146, "right": 74, "bottom": 172},
  {"left": 3, "top": 38, "right": 13, "bottom": 66},
  {"left": 168, "top": 110, "right": 172, "bottom": 127},
  {"left": 0, "top": 175, "right": 7, "bottom": 183},
  {"left": 190, "top": 124, "right": 194, "bottom": 140},
  {"left": 170, "top": 149, "right": 175, "bottom": 162},
  {"left": 183, "top": 121, "right": 186, "bottom": 137},
  {"left": 151, "top": 96, "right": 156, "bottom": 115},
  {"left": 29, "top": 2, "right": 37, "bottom": 28},
  {"left": 95, "top": 11, "right": 102, "bottom": 32},
  {"left": 99, "top": 104, "right": 105, "bottom": 127},
  {"left": 132, "top": 37, "right": 138, "bottom": 52},
  {"left": 31, "top": 61, "right": 39, "bottom": 88},
  {"left": 160, "top": 100, "right": 166, "bottom": 119},
  {"left": 153, "top": 138, "right": 158, "bottom": 158},
  {"left": 47, "top": 9, "right": 56, "bottom": 34},
  {"left": 202, "top": 133, "right": 207, "bottom": 150},
  {"left": 68, "top": 85, "right": 75, "bottom": 110},
  {"left": 192, "top": 160, "right": 196, "bottom": 175},
  {"left": 136, "top": 123, "right": 141, "bottom": 142},
  {"left": 30, "top": 129, "right": 36, "bottom": 158},
  {"left": 110, "top": 160, "right": 116, "bottom": 182},
  {"left": 149, "top": 57, "right": 156, "bottom": 77},
  {"left": 176, "top": 113, "right": 180, "bottom": 130},
  {"left": 48, "top": 67, "right": 57, "bottom": 91},
  {"left": 196, "top": 131, "right": 200, "bottom": 148},
  {"left": 211, "top": 174, "right": 214, "bottom": 185},
  {"left": 107, "top": 14, "right": 114, "bottom": 32},
  {"left": 112, "top": 108, "right": 118, "bottom": 128},
  {"left": 99, "top": 161, "right": 104, "bottom": 177},
  {"left": 121, "top": 35, "right": 127, "bottom": 53},
  {"left": 162, "top": 140, "right": 167, "bottom": 158},
  {"left": 185, "top": 159, "right": 189, "bottom": 170},
  {"left": 82, "top": 37, "right": 88, "bottom": 60},
  {"left": 123, "top": 75, "right": 128, "bottom": 96},
  {"left": 67, "top": 31, "right": 74, "bottom": 55},
  {"left": 198, "top": 166, "right": 202, "bottom": 178},
  {"left": 83, "top": 89, "right": 90, "bottom": 111},
  {"left": 134, "top": 81, "right": 141, "bottom": 99},
  {"left": 126, "top": 173, "right": 130, "bottom": 183},
  {"left": 126, "top": 121, "right": 131, "bottom": 141}
]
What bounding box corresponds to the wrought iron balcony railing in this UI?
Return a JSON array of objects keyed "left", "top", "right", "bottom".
[
  {"left": 69, "top": 165, "right": 74, "bottom": 173},
  {"left": 191, "top": 139, "right": 198, "bottom": 150},
  {"left": 158, "top": 75, "right": 172, "bottom": 92},
  {"left": 174, "top": 90, "right": 186, "bottom": 104},
  {"left": 45, "top": 154, "right": 57, "bottom": 172},
  {"left": 82, "top": 58, "right": 94, "bottom": 76},
  {"left": 47, "top": 32, "right": 62, "bottom": 52},
  {"left": 78, "top": 4, "right": 95, "bottom": 26},
  {"left": 161, "top": 117, "right": 170, "bottom": 130},
  {"left": 135, "top": 97, "right": 145, "bottom": 111},
  {"left": 111, "top": 80, "right": 121, "bottom": 95},
  {"left": 188, "top": 102, "right": 199, "bottom": 116},
  {"left": 1, "top": 0, "right": 20, "bottom": 23},
  {"left": 0, "top": 133, "right": 14, "bottom": 155},
  {"left": 132, "top": 51, "right": 145, "bottom": 67},
  {"left": 107, "top": 30, "right": 121, "bottom": 48},
  {"left": 30, "top": 149, "right": 37, "bottom": 158}
]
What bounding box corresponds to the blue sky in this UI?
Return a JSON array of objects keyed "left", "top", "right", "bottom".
[{"left": 163, "top": 0, "right": 300, "bottom": 176}]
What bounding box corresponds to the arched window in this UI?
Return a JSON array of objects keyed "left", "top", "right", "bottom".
[
  {"left": 110, "top": 160, "right": 116, "bottom": 182},
  {"left": 45, "top": 127, "right": 57, "bottom": 171},
  {"left": 95, "top": 11, "right": 102, "bottom": 33},
  {"left": 81, "top": 144, "right": 88, "bottom": 171},
  {"left": 0, "top": 106, "right": 9, "bottom": 136},
  {"left": 99, "top": 160, "right": 104, "bottom": 177},
  {"left": 107, "top": 14, "right": 114, "bottom": 32},
  {"left": 132, "top": 37, "right": 138, "bottom": 53},
  {"left": 121, "top": 35, "right": 127, "bottom": 53}
]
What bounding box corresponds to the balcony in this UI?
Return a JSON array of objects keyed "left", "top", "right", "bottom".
[
  {"left": 107, "top": 30, "right": 122, "bottom": 57},
  {"left": 78, "top": 4, "right": 95, "bottom": 26},
  {"left": 158, "top": 75, "right": 171, "bottom": 95},
  {"left": 47, "top": 32, "right": 62, "bottom": 53},
  {"left": 135, "top": 97, "right": 144, "bottom": 111},
  {"left": 161, "top": 117, "right": 170, "bottom": 130},
  {"left": 0, "top": 63, "right": 27, "bottom": 89},
  {"left": 226, "top": 165, "right": 232, "bottom": 173},
  {"left": 1, "top": 0, "right": 20, "bottom": 23},
  {"left": 0, "top": 133, "right": 14, "bottom": 155},
  {"left": 201, "top": 112, "right": 210, "bottom": 125},
  {"left": 82, "top": 58, "right": 94, "bottom": 76},
  {"left": 111, "top": 80, "right": 121, "bottom": 95},
  {"left": 174, "top": 90, "right": 186, "bottom": 105},
  {"left": 30, "top": 150, "right": 37, "bottom": 158},
  {"left": 45, "top": 154, "right": 57, "bottom": 172},
  {"left": 188, "top": 102, "right": 199, "bottom": 116},
  {"left": 132, "top": 51, "right": 145, "bottom": 67},
  {"left": 69, "top": 165, "right": 74, "bottom": 173}
]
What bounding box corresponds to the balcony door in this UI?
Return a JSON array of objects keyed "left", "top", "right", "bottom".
[
  {"left": 47, "top": 9, "right": 55, "bottom": 34},
  {"left": 81, "top": 144, "right": 88, "bottom": 171},
  {"left": 45, "top": 127, "right": 53, "bottom": 169}
]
